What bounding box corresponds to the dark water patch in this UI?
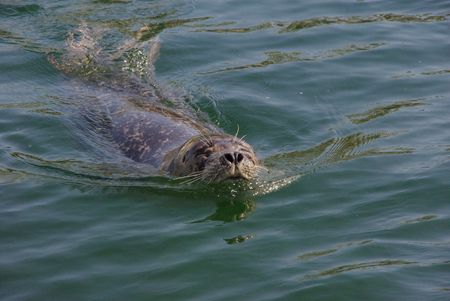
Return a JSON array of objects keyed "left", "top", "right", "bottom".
[{"left": 347, "top": 99, "right": 425, "bottom": 124}]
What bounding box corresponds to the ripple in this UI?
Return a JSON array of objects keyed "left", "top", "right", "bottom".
[
  {"left": 194, "top": 13, "right": 448, "bottom": 34},
  {"left": 0, "top": 101, "right": 48, "bottom": 110},
  {"left": 347, "top": 99, "right": 426, "bottom": 124},
  {"left": 304, "top": 260, "right": 416, "bottom": 279},
  {"left": 202, "top": 43, "right": 384, "bottom": 74},
  {"left": 403, "top": 215, "right": 438, "bottom": 224},
  {"left": 393, "top": 68, "right": 450, "bottom": 79},
  {"left": 280, "top": 13, "right": 448, "bottom": 33},
  {"left": 6, "top": 150, "right": 299, "bottom": 197},
  {"left": 0, "top": 166, "right": 29, "bottom": 185},
  {"left": 0, "top": 28, "right": 55, "bottom": 54},
  {"left": 298, "top": 240, "right": 373, "bottom": 260},
  {"left": 264, "top": 131, "right": 414, "bottom": 179},
  {"left": 131, "top": 17, "right": 211, "bottom": 41},
  {"left": 195, "top": 21, "right": 275, "bottom": 33},
  {"left": 10, "top": 151, "right": 159, "bottom": 181}
]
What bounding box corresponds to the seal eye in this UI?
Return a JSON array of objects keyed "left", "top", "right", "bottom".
[
  {"left": 204, "top": 149, "right": 213, "bottom": 157},
  {"left": 182, "top": 155, "right": 186, "bottom": 162}
]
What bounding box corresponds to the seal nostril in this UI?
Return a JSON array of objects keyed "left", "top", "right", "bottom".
[
  {"left": 224, "top": 153, "right": 234, "bottom": 163},
  {"left": 235, "top": 152, "right": 244, "bottom": 163}
]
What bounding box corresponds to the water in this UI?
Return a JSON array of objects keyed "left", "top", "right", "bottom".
[{"left": 1, "top": 1, "right": 449, "bottom": 300}]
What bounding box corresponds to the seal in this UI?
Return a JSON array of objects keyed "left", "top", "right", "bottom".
[
  {"left": 109, "top": 99, "right": 259, "bottom": 183},
  {"left": 51, "top": 24, "right": 260, "bottom": 183}
]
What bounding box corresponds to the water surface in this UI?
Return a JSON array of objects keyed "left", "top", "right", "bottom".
[{"left": 1, "top": 1, "right": 449, "bottom": 300}]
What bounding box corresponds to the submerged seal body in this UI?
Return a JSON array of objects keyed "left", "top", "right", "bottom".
[
  {"left": 109, "top": 99, "right": 259, "bottom": 182},
  {"left": 51, "top": 24, "right": 259, "bottom": 182}
]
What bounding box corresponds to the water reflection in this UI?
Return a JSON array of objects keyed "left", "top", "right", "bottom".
[
  {"left": 393, "top": 69, "right": 450, "bottom": 79},
  {"left": 224, "top": 234, "right": 254, "bottom": 245},
  {"left": 263, "top": 131, "right": 414, "bottom": 181},
  {"left": 0, "top": 28, "right": 55, "bottom": 53},
  {"left": 131, "top": 17, "right": 211, "bottom": 42},
  {"left": 192, "top": 199, "right": 256, "bottom": 223},
  {"left": 298, "top": 240, "right": 372, "bottom": 260},
  {"left": 194, "top": 13, "right": 447, "bottom": 34},
  {"left": 304, "top": 259, "right": 415, "bottom": 279},
  {"left": 202, "top": 43, "right": 384, "bottom": 74},
  {"left": 347, "top": 99, "right": 425, "bottom": 124},
  {"left": 403, "top": 215, "right": 438, "bottom": 224}
]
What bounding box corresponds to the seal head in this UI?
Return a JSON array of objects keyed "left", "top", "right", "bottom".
[{"left": 162, "top": 134, "right": 259, "bottom": 182}]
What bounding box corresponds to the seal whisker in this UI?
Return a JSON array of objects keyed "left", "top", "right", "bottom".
[
  {"left": 175, "top": 171, "right": 203, "bottom": 180},
  {"left": 255, "top": 165, "right": 268, "bottom": 171},
  {"left": 209, "top": 171, "right": 221, "bottom": 184},
  {"left": 180, "top": 174, "right": 204, "bottom": 185},
  {"left": 239, "top": 135, "right": 247, "bottom": 143},
  {"left": 198, "top": 132, "right": 213, "bottom": 146},
  {"left": 254, "top": 165, "right": 268, "bottom": 176},
  {"left": 234, "top": 124, "right": 240, "bottom": 140},
  {"left": 198, "top": 135, "right": 211, "bottom": 147}
]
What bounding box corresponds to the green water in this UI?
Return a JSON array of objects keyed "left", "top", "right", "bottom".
[{"left": 1, "top": 1, "right": 449, "bottom": 300}]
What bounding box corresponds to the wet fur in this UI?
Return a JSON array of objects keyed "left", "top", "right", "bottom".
[{"left": 162, "top": 134, "right": 259, "bottom": 183}]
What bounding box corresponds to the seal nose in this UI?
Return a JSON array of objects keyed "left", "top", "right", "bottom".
[{"left": 223, "top": 152, "right": 244, "bottom": 165}]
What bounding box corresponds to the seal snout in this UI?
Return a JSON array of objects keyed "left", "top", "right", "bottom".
[
  {"left": 221, "top": 152, "right": 244, "bottom": 165},
  {"left": 219, "top": 150, "right": 250, "bottom": 180}
]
